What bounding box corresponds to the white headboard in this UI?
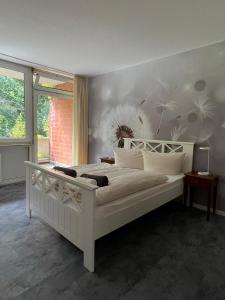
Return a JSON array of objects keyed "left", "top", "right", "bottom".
[{"left": 123, "top": 138, "right": 195, "bottom": 173}]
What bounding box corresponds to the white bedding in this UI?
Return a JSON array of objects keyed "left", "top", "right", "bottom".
[
  {"left": 72, "top": 163, "right": 168, "bottom": 206},
  {"left": 96, "top": 174, "right": 184, "bottom": 215}
]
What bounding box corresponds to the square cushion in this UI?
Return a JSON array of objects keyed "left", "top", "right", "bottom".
[{"left": 113, "top": 148, "right": 144, "bottom": 169}]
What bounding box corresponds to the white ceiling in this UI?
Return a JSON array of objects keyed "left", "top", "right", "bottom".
[{"left": 0, "top": 0, "right": 225, "bottom": 76}]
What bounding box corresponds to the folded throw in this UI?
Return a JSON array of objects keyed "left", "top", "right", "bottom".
[
  {"left": 81, "top": 174, "right": 109, "bottom": 187},
  {"left": 53, "top": 166, "right": 77, "bottom": 178}
]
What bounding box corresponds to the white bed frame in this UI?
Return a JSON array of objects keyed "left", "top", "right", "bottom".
[{"left": 25, "top": 139, "right": 194, "bottom": 272}]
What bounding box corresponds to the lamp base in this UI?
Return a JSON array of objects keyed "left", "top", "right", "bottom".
[{"left": 198, "top": 171, "right": 210, "bottom": 176}]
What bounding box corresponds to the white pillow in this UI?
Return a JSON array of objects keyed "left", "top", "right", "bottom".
[
  {"left": 142, "top": 151, "right": 185, "bottom": 175},
  {"left": 113, "top": 148, "right": 144, "bottom": 169}
]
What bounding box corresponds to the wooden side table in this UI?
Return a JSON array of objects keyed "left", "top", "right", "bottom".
[
  {"left": 183, "top": 171, "right": 218, "bottom": 221},
  {"left": 100, "top": 157, "right": 115, "bottom": 164}
]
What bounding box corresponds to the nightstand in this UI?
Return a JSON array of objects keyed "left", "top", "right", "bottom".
[
  {"left": 100, "top": 157, "right": 115, "bottom": 164},
  {"left": 183, "top": 171, "right": 218, "bottom": 221}
]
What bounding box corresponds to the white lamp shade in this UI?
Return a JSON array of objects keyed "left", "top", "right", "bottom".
[
  {"left": 198, "top": 146, "right": 210, "bottom": 175},
  {"left": 199, "top": 146, "right": 210, "bottom": 150}
]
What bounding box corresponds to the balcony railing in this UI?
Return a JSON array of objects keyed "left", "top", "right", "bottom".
[{"left": 38, "top": 136, "right": 50, "bottom": 163}]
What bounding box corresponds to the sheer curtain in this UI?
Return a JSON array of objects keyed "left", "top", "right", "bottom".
[{"left": 74, "top": 76, "right": 88, "bottom": 165}]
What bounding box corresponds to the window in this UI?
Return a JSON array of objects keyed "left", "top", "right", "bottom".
[
  {"left": 33, "top": 70, "right": 74, "bottom": 165},
  {"left": 33, "top": 70, "right": 74, "bottom": 95},
  {"left": 0, "top": 60, "right": 32, "bottom": 144}
]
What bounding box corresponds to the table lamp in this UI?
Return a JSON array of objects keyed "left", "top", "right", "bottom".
[{"left": 198, "top": 146, "right": 210, "bottom": 176}]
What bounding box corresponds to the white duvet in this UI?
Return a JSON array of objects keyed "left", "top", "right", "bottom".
[{"left": 72, "top": 163, "right": 168, "bottom": 206}]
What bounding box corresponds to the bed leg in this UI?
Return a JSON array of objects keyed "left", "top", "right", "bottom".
[
  {"left": 83, "top": 240, "right": 95, "bottom": 272},
  {"left": 82, "top": 189, "right": 96, "bottom": 272}
]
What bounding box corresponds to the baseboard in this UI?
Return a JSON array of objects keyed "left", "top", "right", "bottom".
[
  {"left": 193, "top": 202, "right": 225, "bottom": 218},
  {"left": 0, "top": 177, "right": 25, "bottom": 186}
]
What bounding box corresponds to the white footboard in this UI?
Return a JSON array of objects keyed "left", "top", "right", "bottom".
[{"left": 25, "top": 161, "right": 98, "bottom": 272}]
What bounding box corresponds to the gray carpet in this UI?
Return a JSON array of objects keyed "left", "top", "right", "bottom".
[{"left": 1, "top": 183, "right": 225, "bottom": 300}]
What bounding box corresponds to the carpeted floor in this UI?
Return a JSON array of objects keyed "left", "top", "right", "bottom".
[{"left": 1, "top": 182, "right": 225, "bottom": 300}]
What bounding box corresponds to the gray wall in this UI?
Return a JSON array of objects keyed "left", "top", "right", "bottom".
[
  {"left": 89, "top": 40, "right": 225, "bottom": 211},
  {"left": 0, "top": 146, "right": 28, "bottom": 185}
]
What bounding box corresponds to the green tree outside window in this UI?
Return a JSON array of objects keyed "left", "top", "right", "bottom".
[{"left": 0, "top": 76, "right": 50, "bottom": 138}]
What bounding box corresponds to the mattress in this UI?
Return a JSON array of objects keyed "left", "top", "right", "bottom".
[{"left": 96, "top": 174, "right": 184, "bottom": 216}]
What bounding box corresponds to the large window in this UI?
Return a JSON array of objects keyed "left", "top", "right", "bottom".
[
  {"left": 0, "top": 60, "right": 32, "bottom": 144},
  {"left": 33, "top": 70, "right": 74, "bottom": 165}
]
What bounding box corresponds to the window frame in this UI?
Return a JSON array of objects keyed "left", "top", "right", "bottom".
[
  {"left": 33, "top": 69, "right": 74, "bottom": 97},
  {"left": 0, "top": 59, "right": 33, "bottom": 145},
  {"left": 33, "top": 70, "right": 74, "bottom": 164}
]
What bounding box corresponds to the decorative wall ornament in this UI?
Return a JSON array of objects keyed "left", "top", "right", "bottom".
[
  {"left": 170, "top": 125, "right": 187, "bottom": 141},
  {"left": 116, "top": 125, "right": 134, "bottom": 147},
  {"left": 193, "top": 96, "right": 215, "bottom": 120},
  {"left": 194, "top": 80, "right": 206, "bottom": 92},
  {"left": 156, "top": 101, "right": 176, "bottom": 135},
  {"left": 96, "top": 103, "right": 153, "bottom": 151},
  {"left": 187, "top": 112, "right": 198, "bottom": 123}
]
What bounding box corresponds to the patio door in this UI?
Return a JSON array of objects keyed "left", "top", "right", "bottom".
[
  {"left": 33, "top": 71, "right": 74, "bottom": 166},
  {"left": 34, "top": 92, "right": 74, "bottom": 166}
]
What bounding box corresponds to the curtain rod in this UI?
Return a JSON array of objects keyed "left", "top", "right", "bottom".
[{"left": 0, "top": 52, "right": 74, "bottom": 79}]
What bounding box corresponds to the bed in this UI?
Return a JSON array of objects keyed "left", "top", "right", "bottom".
[{"left": 25, "top": 138, "right": 194, "bottom": 272}]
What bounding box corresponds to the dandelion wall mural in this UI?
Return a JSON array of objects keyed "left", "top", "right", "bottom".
[
  {"left": 92, "top": 103, "right": 153, "bottom": 153},
  {"left": 89, "top": 40, "right": 225, "bottom": 211}
]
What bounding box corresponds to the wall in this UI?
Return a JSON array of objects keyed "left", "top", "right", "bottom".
[
  {"left": 48, "top": 82, "right": 73, "bottom": 166},
  {"left": 89, "top": 40, "right": 225, "bottom": 211},
  {"left": 49, "top": 98, "right": 73, "bottom": 166},
  {"left": 0, "top": 146, "right": 28, "bottom": 185}
]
